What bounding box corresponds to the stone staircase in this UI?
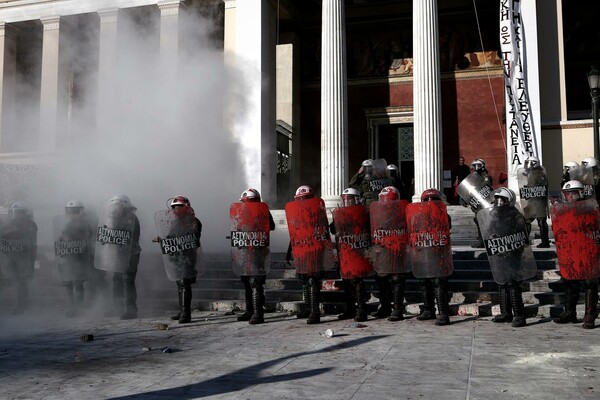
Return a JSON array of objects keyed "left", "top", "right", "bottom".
[{"left": 0, "top": 206, "right": 577, "bottom": 319}]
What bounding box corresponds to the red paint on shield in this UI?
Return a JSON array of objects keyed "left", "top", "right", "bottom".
[
  {"left": 333, "top": 205, "right": 373, "bottom": 279},
  {"left": 230, "top": 202, "right": 270, "bottom": 276},
  {"left": 406, "top": 201, "right": 453, "bottom": 278},
  {"left": 285, "top": 197, "right": 335, "bottom": 274},
  {"left": 551, "top": 200, "right": 600, "bottom": 280},
  {"left": 369, "top": 200, "right": 409, "bottom": 274}
]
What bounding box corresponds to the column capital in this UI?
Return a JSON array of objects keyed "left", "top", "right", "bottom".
[
  {"left": 0, "top": 23, "right": 19, "bottom": 39},
  {"left": 158, "top": 0, "right": 187, "bottom": 17},
  {"left": 98, "top": 8, "right": 118, "bottom": 23},
  {"left": 40, "top": 16, "right": 60, "bottom": 31},
  {"left": 224, "top": 0, "right": 236, "bottom": 9}
]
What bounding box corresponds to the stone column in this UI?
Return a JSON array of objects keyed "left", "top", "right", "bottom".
[
  {"left": 321, "top": 0, "right": 348, "bottom": 206},
  {"left": 158, "top": 0, "right": 184, "bottom": 61},
  {"left": 412, "top": 0, "right": 443, "bottom": 202},
  {"left": 0, "top": 23, "right": 18, "bottom": 151},
  {"left": 97, "top": 8, "right": 119, "bottom": 135},
  {"left": 233, "top": 0, "right": 277, "bottom": 203},
  {"left": 39, "top": 16, "right": 66, "bottom": 152}
]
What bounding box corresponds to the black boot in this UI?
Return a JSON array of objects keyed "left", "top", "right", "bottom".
[
  {"left": 249, "top": 277, "right": 265, "bottom": 325},
  {"left": 354, "top": 279, "right": 368, "bottom": 322},
  {"left": 388, "top": 274, "right": 406, "bottom": 322},
  {"left": 371, "top": 276, "right": 392, "bottom": 318},
  {"left": 492, "top": 285, "right": 513, "bottom": 323},
  {"left": 297, "top": 278, "right": 311, "bottom": 319},
  {"left": 237, "top": 277, "right": 253, "bottom": 321},
  {"left": 172, "top": 282, "right": 184, "bottom": 320},
  {"left": 338, "top": 279, "right": 356, "bottom": 320},
  {"left": 537, "top": 218, "right": 550, "bottom": 248},
  {"left": 417, "top": 279, "right": 436, "bottom": 320},
  {"left": 178, "top": 284, "right": 192, "bottom": 323},
  {"left": 508, "top": 281, "right": 526, "bottom": 327},
  {"left": 554, "top": 279, "right": 580, "bottom": 324},
  {"left": 582, "top": 279, "right": 598, "bottom": 329},
  {"left": 434, "top": 278, "right": 450, "bottom": 326},
  {"left": 307, "top": 277, "right": 321, "bottom": 324}
]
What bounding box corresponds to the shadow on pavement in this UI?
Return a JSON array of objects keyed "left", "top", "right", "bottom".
[{"left": 108, "top": 335, "right": 390, "bottom": 399}]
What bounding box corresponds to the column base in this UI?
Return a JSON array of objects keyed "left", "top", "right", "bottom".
[{"left": 322, "top": 195, "right": 342, "bottom": 209}]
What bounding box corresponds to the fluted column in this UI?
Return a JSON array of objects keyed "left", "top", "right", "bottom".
[
  {"left": 412, "top": 0, "right": 443, "bottom": 202},
  {"left": 0, "top": 23, "right": 18, "bottom": 151},
  {"left": 321, "top": 0, "right": 348, "bottom": 206},
  {"left": 233, "top": 0, "right": 276, "bottom": 203},
  {"left": 158, "top": 1, "right": 184, "bottom": 62},
  {"left": 97, "top": 9, "right": 119, "bottom": 135},
  {"left": 39, "top": 16, "right": 65, "bottom": 152}
]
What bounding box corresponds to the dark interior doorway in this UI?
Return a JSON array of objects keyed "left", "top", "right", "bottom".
[{"left": 376, "top": 123, "right": 414, "bottom": 196}]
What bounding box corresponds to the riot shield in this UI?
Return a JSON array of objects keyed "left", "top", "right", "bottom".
[
  {"left": 53, "top": 214, "right": 94, "bottom": 282},
  {"left": 230, "top": 202, "right": 271, "bottom": 276},
  {"left": 369, "top": 199, "right": 410, "bottom": 274},
  {"left": 94, "top": 205, "right": 135, "bottom": 273},
  {"left": 0, "top": 214, "right": 36, "bottom": 279},
  {"left": 517, "top": 166, "right": 549, "bottom": 219},
  {"left": 457, "top": 172, "right": 494, "bottom": 211},
  {"left": 550, "top": 199, "right": 600, "bottom": 280},
  {"left": 406, "top": 201, "right": 453, "bottom": 278},
  {"left": 332, "top": 205, "right": 374, "bottom": 279},
  {"left": 581, "top": 165, "right": 596, "bottom": 199},
  {"left": 477, "top": 207, "right": 537, "bottom": 284},
  {"left": 154, "top": 210, "right": 202, "bottom": 281},
  {"left": 285, "top": 197, "right": 336, "bottom": 274}
]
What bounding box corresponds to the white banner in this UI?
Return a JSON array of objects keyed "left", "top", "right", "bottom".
[{"left": 500, "top": 0, "right": 540, "bottom": 177}]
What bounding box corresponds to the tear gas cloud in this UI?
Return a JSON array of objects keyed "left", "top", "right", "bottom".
[
  {"left": 30, "top": 6, "right": 248, "bottom": 252},
  {"left": 0, "top": 4, "right": 252, "bottom": 325}
]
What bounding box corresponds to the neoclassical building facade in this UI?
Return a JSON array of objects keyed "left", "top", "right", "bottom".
[{"left": 0, "top": 0, "right": 596, "bottom": 206}]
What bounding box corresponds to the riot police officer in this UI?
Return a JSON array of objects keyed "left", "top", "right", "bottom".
[
  {"left": 478, "top": 188, "right": 537, "bottom": 327},
  {"left": 551, "top": 181, "right": 599, "bottom": 329},
  {"left": 98, "top": 195, "right": 141, "bottom": 320},
  {"left": 406, "top": 189, "right": 453, "bottom": 326},
  {"left": 0, "top": 202, "right": 37, "bottom": 315},
  {"left": 561, "top": 161, "right": 580, "bottom": 187},
  {"left": 470, "top": 159, "right": 492, "bottom": 248},
  {"left": 231, "top": 189, "right": 275, "bottom": 325},
  {"left": 349, "top": 159, "right": 393, "bottom": 206},
  {"left": 154, "top": 196, "right": 202, "bottom": 324},
  {"left": 285, "top": 185, "right": 336, "bottom": 324},
  {"left": 386, "top": 164, "right": 409, "bottom": 200},
  {"left": 54, "top": 200, "right": 95, "bottom": 317},
  {"left": 370, "top": 186, "right": 411, "bottom": 321},
  {"left": 332, "top": 188, "right": 373, "bottom": 322},
  {"left": 581, "top": 157, "right": 600, "bottom": 202},
  {"left": 517, "top": 156, "right": 550, "bottom": 248}
]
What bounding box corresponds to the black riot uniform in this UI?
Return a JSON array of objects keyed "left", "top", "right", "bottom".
[
  {"left": 349, "top": 159, "right": 393, "bottom": 206},
  {"left": 331, "top": 188, "right": 373, "bottom": 322},
  {"left": 154, "top": 196, "right": 202, "bottom": 324},
  {"left": 104, "top": 195, "right": 141, "bottom": 320},
  {"left": 285, "top": 185, "right": 336, "bottom": 325},
  {"left": 1, "top": 202, "right": 37, "bottom": 315},
  {"left": 369, "top": 186, "right": 410, "bottom": 321},
  {"left": 479, "top": 188, "right": 536, "bottom": 328},
  {"left": 55, "top": 201, "right": 95, "bottom": 317},
  {"left": 468, "top": 159, "right": 492, "bottom": 248},
  {"left": 551, "top": 180, "right": 599, "bottom": 329},
  {"left": 518, "top": 156, "right": 550, "bottom": 248},
  {"left": 411, "top": 189, "right": 453, "bottom": 326},
  {"left": 233, "top": 189, "right": 275, "bottom": 325}
]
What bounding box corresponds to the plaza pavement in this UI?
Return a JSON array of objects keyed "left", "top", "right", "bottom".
[{"left": 0, "top": 309, "right": 599, "bottom": 400}]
